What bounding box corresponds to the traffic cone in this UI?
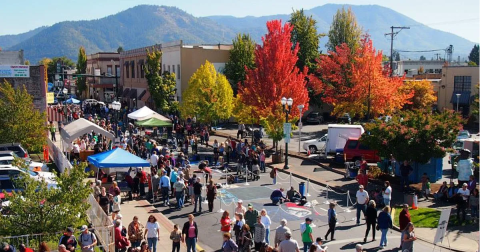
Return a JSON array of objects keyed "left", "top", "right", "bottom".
[{"left": 412, "top": 194, "right": 418, "bottom": 210}]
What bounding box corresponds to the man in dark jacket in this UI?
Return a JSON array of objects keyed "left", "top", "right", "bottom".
[
  {"left": 245, "top": 203, "right": 259, "bottom": 239},
  {"left": 59, "top": 227, "right": 77, "bottom": 252}
]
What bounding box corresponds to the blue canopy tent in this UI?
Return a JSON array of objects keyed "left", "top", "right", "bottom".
[
  {"left": 65, "top": 97, "right": 81, "bottom": 104},
  {"left": 88, "top": 148, "right": 150, "bottom": 168}
]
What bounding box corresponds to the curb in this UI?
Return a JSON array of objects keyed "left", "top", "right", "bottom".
[{"left": 212, "top": 131, "right": 465, "bottom": 252}]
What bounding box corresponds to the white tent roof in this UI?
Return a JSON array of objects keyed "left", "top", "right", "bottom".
[
  {"left": 127, "top": 106, "right": 171, "bottom": 122},
  {"left": 60, "top": 118, "right": 115, "bottom": 142}
]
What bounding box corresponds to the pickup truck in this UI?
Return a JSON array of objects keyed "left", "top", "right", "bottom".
[{"left": 343, "top": 138, "right": 380, "bottom": 164}]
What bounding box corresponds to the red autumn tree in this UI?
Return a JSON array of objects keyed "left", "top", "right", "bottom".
[
  {"left": 238, "top": 20, "right": 310, "bottom": 147},
  {"left": 314, "top": 35, "right": 412, "bottom": 118}
]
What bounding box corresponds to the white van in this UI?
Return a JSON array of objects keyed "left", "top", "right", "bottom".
[{"left": 325, "top": 124, "right": 364, "bottom": 154}]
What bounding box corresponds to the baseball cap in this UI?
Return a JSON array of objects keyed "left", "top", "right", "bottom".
[
  {"left": 463, "top": 183, "right": 468, "bottom": 187},
  {"left": 116, "top": 213, "right": 123, "bottom": 219},
  {"left": 316, "top": 237, "right": 323, "bottom": 242},
  {"left": 248, "top": 203, "right": 253, "bottom": 208},
  {"left": 305, "top": 217, "right": 313, "bottom": 222},
  {"left": 359, "top": 185, "right": 364, "bottom": 189},
  {"left": 66, "top": 227, "right": 74, "bottom": 233},
  {"left": 80, "top": 225, "right": 88, "bottom": 232},
  {"left": 237, "top": 199, "right": 243, "bottom": 203}
]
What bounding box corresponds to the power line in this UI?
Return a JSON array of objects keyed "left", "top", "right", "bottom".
[
  {"left": 395, "top": 49, "right": 445, "bottom": 53},
  {"left": 385, "top": 26, "right": 410, "bottom": 77}
]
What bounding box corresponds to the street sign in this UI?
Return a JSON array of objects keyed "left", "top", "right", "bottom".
[
  {"left": 298, "top": 122, "right": 303, "bottom": 129},
  {"left": 46, "top": 92, "right": 54, "bottom": 104},
  {"left": 56, "top": 62, "right": 61, "bottom": 73},
  {"left": 283, "top": 123, "right": 292, "bottom": 143}
]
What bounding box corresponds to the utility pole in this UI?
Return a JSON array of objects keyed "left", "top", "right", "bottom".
[
  {"left": 386, "top": 26, "right": 410, "bottom": 77},
  {"left": 434, "top": 53, "right": 441, "bottom": 60}
]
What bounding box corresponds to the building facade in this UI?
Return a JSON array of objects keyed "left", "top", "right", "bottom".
[
  {"left": 86, "top": 52, "right": 120, "bottom": 102},
  {"left": 119, "top": 40, "right": 232, "bottom": 110},
  {"left": 0, "top": 50, "right": 25, "bottom": 65},
  {"left": 436, "top": 66, "right": 479, "bottom": 116},
  {"left": 392, "top": 60, "right": 445, "bottom": 77}
]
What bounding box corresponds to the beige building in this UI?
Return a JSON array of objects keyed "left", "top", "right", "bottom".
[
  {"left": 119, "top": 40, "right": 232, "bottom": 109},
  {"left": 86, "top": 52, "right": 120, "bottom": 102},
  {"left": 436, "top": 66, "right": 479, "bottom": 116}
]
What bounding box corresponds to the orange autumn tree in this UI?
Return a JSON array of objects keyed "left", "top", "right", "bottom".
[
  {"left": 238, "top": 20, "right": 309, "bottom": 148},
  {"left": 314, "top": 35, "right": 412, "bottom": 118}
]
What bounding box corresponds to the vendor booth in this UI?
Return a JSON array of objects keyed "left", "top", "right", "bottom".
[
  {"left": 60, "top": 118, "right": 115, "bottom": 161},
  {"left": 127, "top": 106, "right": 171, "bottom": 122}
]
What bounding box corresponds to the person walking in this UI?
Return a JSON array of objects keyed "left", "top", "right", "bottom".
[
  {"left": 240, "top": 224, "right": 252, "bottom": 252},
  {"left": 193, "top": 177, "right": 203, "bottom": 213},
  {"left": 377, "top": 206, "right": 393, "bottom": 248},
  {"left": 324, "top": 203, "right": 337, "bottom": 241},
  {"left": 127, "top": 216, "right": 144, "bottom": 248},
  {"left": 383, "top": 181, "right": 392, "bottom": 207},
  {"left": 160, "top": 170, "right": 171, "bottom": 206},
  {"left": 182, "top": 214, "right": 199, "bottom": 252},
  {"left": 235, "top": 199, "right": 246, "bottom": 215},
  {"left": 151, "top": 171, "right": 160, "bottom": 201},
  {"left": 401, "top": 222, "right": 417, "bottom": 252},
  {"left": 470, "top": 188, "right": 479, "bottom": 223},
  {"left": 221, "top": 211, "right": 232, "bottom": 233},
  {"left": 253, "top": 216, "right": 266, "bottom": 251},
  {"left": 170, "top": 224, "right": 182, "bottom": 252},
  {"left": 278, "top": 231, "right": 300, "bottom": 252},
  {"left": 301, "top": 217, "right": 314, "bottom": 252},
  {"left": 49, "top": 121, "right": 57, "bottom": 141},
  {"left": 78, "top": 225, "right": 97, "bottom": 252},
  {"left": 260, "top": 209, "right": 272, "bottom": 245},
  {"left": 222, "top": 233, "right": 239, "bottom": 252},
  {"left": 356, "top": 185, "right": 369, "bottom": 225},
  {"left": 245, "top": 204, "right": 259, "bottom": 240},
  {"left": 206, "top": 179, "right": 217, "bottom": 212},
  {"left": 364, "top": 200, "right": 377, "bottom": 243},
  {"left": 274, "top": 219, "right": 291, "bottom": 247},
  {"left": 144, "top": 215, "right": 160, "bottom": 252},
  {"left": 174, "top": 174, "right": 186, "bottom": 210}
]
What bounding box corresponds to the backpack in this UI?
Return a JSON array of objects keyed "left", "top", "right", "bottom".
[
  {"left": 269, "top": 169, "right": 275, "bottom": 179},
  {"left": 80, "top": 232, "right": 94, "bottom": 244}
]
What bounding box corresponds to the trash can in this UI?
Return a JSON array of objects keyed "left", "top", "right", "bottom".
[
  {"left": 404, "top": 192, "right": 415, "bottom": 206},
  {"left": 349, "top": 168, "right": 358, "bottom": 178},
  {"left": 299, "top": 182, "right": 305, "bottom": 197}
]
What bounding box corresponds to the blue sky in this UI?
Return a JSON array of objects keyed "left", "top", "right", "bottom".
[{"left": 1, "top": 0, "right": 479, "bottom": 42}]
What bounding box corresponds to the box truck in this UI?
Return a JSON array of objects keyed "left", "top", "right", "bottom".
[{"left": 325, "top": 124, "right": 364, "bottom": 154}]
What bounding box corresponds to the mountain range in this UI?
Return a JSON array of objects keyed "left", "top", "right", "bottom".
[{"left": 0, "top": 4, "right": 475, "bottom": 63}]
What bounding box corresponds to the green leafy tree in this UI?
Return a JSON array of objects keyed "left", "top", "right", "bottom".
[
  {"left": 326, "top": 6, "right": 362, "bottom": 53},
  {"left": 361, "top": 110, "right": 463, "bottom": 164},
  {"left": 223, "top": 34, "right": 256, "bottom": 95},
  {"left": 180, "top": 60, "right": 234, "bottom": 123},
  {"left": 76, "top": 47, "right": 87, "bottom": 96},
  {"left": 24, "top": 60, "right": 30, "bottom": 65},
  {"left": 144, "top": 47, "right": 177, "bottom": 113},
  {"left": 0, "top": 81, "right": 46, "bottom": 152},
  {"left": 117, "top": 46, "right": 124, "bottom": 53},
  {"left": 394, "top": 51, "right": 401, "bottom": 61},
  {"left": 419, "top": 55, "right": 426, "bottom": 61},
  {"left": 289, "top": 9, "right": 324, "bottom": 74},
  {"left": 468, "top": 44, "right": 479, "bottom": 65},
  {"left": 0, "top": 160, "right": 92, "bottom": 236},
  {"left": 41, "top": 56, "right": 75, "bottom": 83}
]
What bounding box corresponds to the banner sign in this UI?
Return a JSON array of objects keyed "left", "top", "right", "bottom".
[{"left": 0, "top": 65, "right": 30, "bottom": 78}]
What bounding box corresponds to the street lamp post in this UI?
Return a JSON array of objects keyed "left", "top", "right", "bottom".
[
  {"left": 297, "top": 104, "right": 304, "bottom": 153},
  {"left": 112, "top": 101, "right": 121, "bottom": 137},
  {"left": 281, "top": 97, "right": 293, "bottom": 170},
  {"left": 456, "top": 93, "right": 461, "bottom": 112}
]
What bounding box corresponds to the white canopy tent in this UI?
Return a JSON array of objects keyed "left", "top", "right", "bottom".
[
  {"left": 60, "top": 118, "right": 115, "bottom": 143},
  {"left": 127, "top": 106, "right": 171, "bottom": 122}
]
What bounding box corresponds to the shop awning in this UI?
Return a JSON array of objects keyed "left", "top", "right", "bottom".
[
  {"left": 450, "top": 91, "right": 471, "bottom": 105},
  {"left": 129, "top": 89, "right": 138, "bottom": 99},
  {"left": 122, "top": 88, "right": 130, "bottom": 98}
]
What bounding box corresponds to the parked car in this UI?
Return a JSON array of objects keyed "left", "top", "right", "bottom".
[
  {"left": 303, "top": 134, "right": 328, "bottom": 153},
  {"left": 343, "top": 138, "right": 380, "bottom": 164},
  {"left": 457, "top": 130, "right": 471, "bottom": 140},
  {"left": 83, "top": 99, "right": 98, "bottom": 105},
  {"left": 0, "top": 151, "right": 18, "bottom": 158},
  {"left": 0, "top": 166, "right": 56, "bottom": 183},
  {"left": 306, "top": 112, "right": 324, "bottom": 124},
  {"left": 0, "top": 156, "right": 48, "bottom": 172},
  {"left": 337, "top": 113, "right": 352, "bottom": 124},
  {"left": 0, "top": 143, "right": 29, "bottom": 159}
]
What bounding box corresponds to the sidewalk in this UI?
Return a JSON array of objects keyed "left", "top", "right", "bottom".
[{"left": 212, "top": 129, "right": 480, "bottom": 252}]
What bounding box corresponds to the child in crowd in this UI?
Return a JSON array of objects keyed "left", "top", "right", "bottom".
[{"left": 169, "top": 224, "right": 182, "bottom": 252}]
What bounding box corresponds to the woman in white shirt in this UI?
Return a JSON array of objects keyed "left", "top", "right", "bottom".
[
  {"left": 383, "top": 181, "right": 392, "bottom": 207},
  {"left": 144, "top": 215, "right": 161, "bottom": 252},
  {"left": 260, "top": 209, "right": 272, "bottom": 245}
]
